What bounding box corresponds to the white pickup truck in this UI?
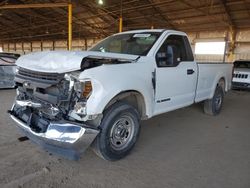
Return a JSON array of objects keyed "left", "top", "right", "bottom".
[{"left": 9, "top": 29, "right": 232, "bottom": 161}]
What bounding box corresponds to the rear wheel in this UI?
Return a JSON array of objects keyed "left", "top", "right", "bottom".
[
  {"left": 204, "top": 85, "right": 224, "bottom": 115},
  {"left": 92, "top": 102, "right": 140, "bottom": 161}
]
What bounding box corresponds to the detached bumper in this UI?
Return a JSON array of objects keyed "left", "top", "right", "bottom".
[{"left": 9, "top": 110, "right": 99, "bottom": 160}]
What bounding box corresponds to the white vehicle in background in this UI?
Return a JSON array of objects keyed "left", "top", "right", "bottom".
[
  {"left": 232, "top": 60, "right": 250, "bottom": 89},
  {"left": 9, "top": 29, "right": 232, "bottom": 161},
  {"left": 0, "top": 53, "right": 20, "bottom": 88}
]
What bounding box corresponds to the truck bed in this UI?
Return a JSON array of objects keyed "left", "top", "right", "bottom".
[{"left": 195, "top": 62, "right": 233, "bottom": 102}]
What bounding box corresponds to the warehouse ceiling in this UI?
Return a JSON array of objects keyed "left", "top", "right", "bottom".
[{"left": 0, "top": 0, "right": 250, "bottom": 42}]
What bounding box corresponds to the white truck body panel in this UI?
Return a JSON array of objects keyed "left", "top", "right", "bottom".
[
  {"left": 79, "top": 56, "right": 155, "bottom": 117},
  {"left": 81, "top": 61, "right": 232, "bottom": 118},
  {"left": 195, "top": 63, "right": 233, "bottom": 102},
  {"left": 15, "top": 29, "right": 233, "bottom": 119},
  {"left": 153, "top": 61, "right": 198, "bottom": 116}
]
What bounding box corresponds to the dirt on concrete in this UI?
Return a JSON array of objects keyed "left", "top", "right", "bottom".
[{"left": 0, "top": 89, "right": 250, "bottom": 188}]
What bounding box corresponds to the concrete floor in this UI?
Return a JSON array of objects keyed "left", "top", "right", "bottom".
[{"left": 0, "top": 89, "right": 249, "bottom": 188}]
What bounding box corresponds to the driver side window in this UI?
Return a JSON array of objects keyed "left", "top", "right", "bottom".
[{"left": 156, "top": 35, "right": 187, "bottom": 67}]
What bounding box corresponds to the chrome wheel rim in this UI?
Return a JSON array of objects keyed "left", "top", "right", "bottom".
[
  {"left": 110, "top": 114, "right": 135, "bottom": 151},
  {"left": 215, "top": 94, "right": 222, "bottom": 111}
]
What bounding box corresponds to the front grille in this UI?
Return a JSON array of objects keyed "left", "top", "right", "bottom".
[
  {"left": 18, "top": 67, "right": 64, "bottom": 82},
  {"left": 233, "top": 73, "right": 248, "bottom": 79}
]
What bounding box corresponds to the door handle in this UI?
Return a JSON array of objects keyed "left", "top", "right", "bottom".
[{"left": 187, "top": 69, "right": 195, "bottom": 75}]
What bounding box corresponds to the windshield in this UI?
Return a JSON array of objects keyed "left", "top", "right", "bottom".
[
  {"left": 90, "top": 32, "right": 161, "bottom": 56},
  {"left": 234, "top": 61, "right": 250, "bottom": 69}
]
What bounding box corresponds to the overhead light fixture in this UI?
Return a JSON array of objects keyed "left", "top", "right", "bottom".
[{"left": 98, "top": 0, "right": 104, "bottom": 5}]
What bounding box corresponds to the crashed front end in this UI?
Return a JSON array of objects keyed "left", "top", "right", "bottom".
[{"left": 9, "top": 67, "right": 99, "bottom": 160}]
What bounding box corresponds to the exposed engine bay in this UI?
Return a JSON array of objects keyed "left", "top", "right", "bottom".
[
  {"left": 11, "top": 56, "right": 134, "bottom": 134},
  {"left": 12, "top": 69, "right": 84, "bottom": 133}
]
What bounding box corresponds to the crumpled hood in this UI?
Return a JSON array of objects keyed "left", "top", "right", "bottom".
[{"left": 16, "top": 51, "right": 139, "bottom": 73}]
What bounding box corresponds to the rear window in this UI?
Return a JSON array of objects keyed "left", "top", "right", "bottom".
[{"left": 234, "top": 61, "right": 250, "bottom": 69}]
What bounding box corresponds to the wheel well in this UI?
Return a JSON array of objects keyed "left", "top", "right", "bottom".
[
  {"left": 105, "top": 91, "right": 147, "bottom": 120},
  {"left": 217, "top": 77, "right": 226, "bottom": 93}
]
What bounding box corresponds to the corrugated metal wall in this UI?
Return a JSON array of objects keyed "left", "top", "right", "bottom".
[
  {"left": 188, "top": 29, "right": 250, "bottom": 62},
  {"left": 1, "top": 38, "right": 101, "bottom": 54},
  {"left": 1, "top": 29, "right": 250, "bottom": 62}
]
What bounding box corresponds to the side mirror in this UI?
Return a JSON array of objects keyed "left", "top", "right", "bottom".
[{"left": 156, "top": 45, "right": 175, "bottom": 66}]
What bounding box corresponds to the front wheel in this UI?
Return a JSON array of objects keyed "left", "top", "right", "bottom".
[
  {"left": 204, "top": 85, "right": 224, "bottom": 116},
  {"left": 92, "top": 102, "right": 140, "bottom": 161}
]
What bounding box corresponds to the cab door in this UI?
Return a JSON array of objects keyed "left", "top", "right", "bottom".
[{"left": 153, "top": 34, "right": 198, "bottom": 115}]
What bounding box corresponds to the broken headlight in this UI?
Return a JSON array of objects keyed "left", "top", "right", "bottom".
[
  {"left": 64, "top": 72, "right": 92, "bottom": 99},
  {"left": 74, "top": 80, "right": 92, "bottom": 99},
  {"left": 69, "top": 80, "right": 92, "bottom": 120}
]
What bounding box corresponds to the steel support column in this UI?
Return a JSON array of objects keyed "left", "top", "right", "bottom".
[
  {"left": 228, "top": 26, "right": 236, "bottom": 62},
  {"left": 68, "top": 3, "right": 72, "bottom": 50},
  {"left": 119, "top": 17, "right": 123, "bottom": 33}
]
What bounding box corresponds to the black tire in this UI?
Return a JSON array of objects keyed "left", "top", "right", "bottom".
[
  {"left": 92, "top": 102, "right": 140, "bottom": 161},
  {"left": 204, "top": 85, "right": 224, "bottom": 116}
]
